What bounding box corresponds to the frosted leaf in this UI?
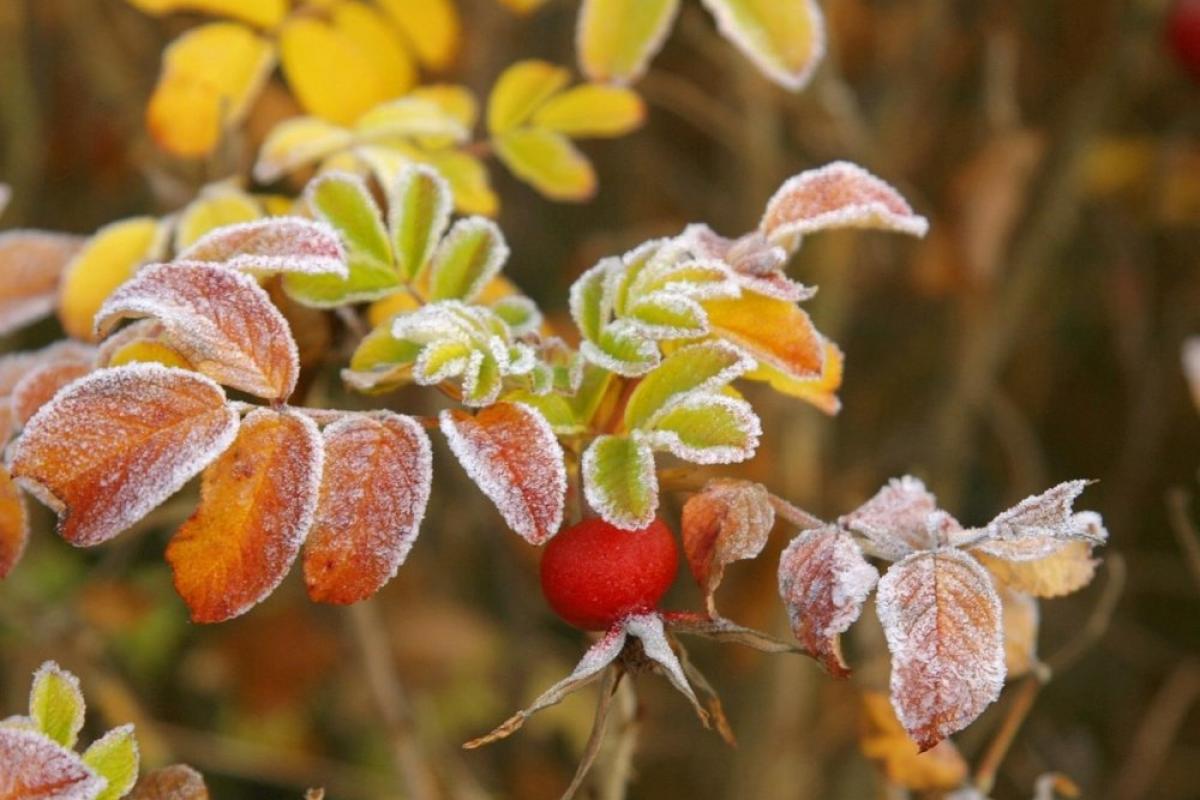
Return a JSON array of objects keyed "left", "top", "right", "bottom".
[
  {"left": 975, "top": 539, "right": 1100, "bottom": 599},
  {"left": 778, "top": 525, "right": 880, "bottom": 677},
  {"left": 679, "top": 224, "right": 814, "bottom": 302},
  {"left": 464, "top": 624, "right": 626, "bottom": 748},
  {"left": 579, "top": 324, "right": 660, "bottom": 376},
  {"left": 128, "top": 764, "right": 209, "bottom": 800},
  {"left": 625, "top": 613, "right": 707, "bottom": 725},
  {"left": 569, "top": 257, "right": 619, "bottom": 343},
  {"left": 840, "top": 476, "right": 957, "bottom": 560},
  {"left": 583, "top": 435, "right": 658, "bottom": 530},
  {"left": 11, "top": 361, "right": 93, "bottom": 431},
  {"left": 624, "top": 293, "right": 709, "bottom": 340},
  {"left": 1184, "top": 336, "right": 1200, "bottom": 412},
  {"left": 999, "top": 586, "right": 1039, "bottom": 678},
  {"left": 0, "top": 231, "right": 85, "bottom": 336},
  {"left": 94, "top": 320, "right": 168, "bottom": 367},
  {"left": 253, "top": 116, "right": 354, "bottom": 184},
  {"left": 10, "top": 364, "right": 238, "bottom": 547},
  {"left": 0, "top": 464, "right": 28, "bottom": 579},
  {"left": 427, "top": 217, "right": 510, "bottom": 303},
  {"left": 760, "top": 162, "right": 929, "bottom": 250},
  {"left": 166, "top": 408, "right": 323, "bottom": 623},
  {"left": 876, "top": 548, "right": 1005, "bottom": 750},
  {"left": 440, "top": 403, "right": 566, "bottom": 545},
  {"left": 176, "top": 217, "right": 347, "bottom": 277},
  {"left": 29, "top": 661, "right": 86, "bottom": 749},
  {"left": 699, "top": 0, "right": 824, "bottom": 91},
  {"left": 0, "top": 728, "right": 106, "bottom": 799},
  {"left": 387, "top": 164, "right": 453, "bottom": 282},
  {"left": 978, "top": 481, "right": 1104, "bottom": 553},
  {"left": 491, "top": 295, "right": 542, "bottom": 336},
  {"left": 96, "top": 262, "right": 300, "bottom": 400},
  {"left": 303, "top": 413, "right": 433, "bottom": 604},
  {"left": 641, "top": 394, "right": 761, "bottom": 464},
  {"left": 681, "top": 479, "right": 774, "bottom": 611},
  {"left": 624, "top": 341, "right": 755, "bottom": 431}
]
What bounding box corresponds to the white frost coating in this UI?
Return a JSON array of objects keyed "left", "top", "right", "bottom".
[
  {"left": 839, "top": 475, "right": 950, "bottom": 560},
  {"left": 626, "top": 341, "right": 756, "bottom": 430},
  {"left": 10, "top": 364, "right": 239, "bottom": 547},
  {"left": 569, "top": 257, "right": 619, "bottom": 343},
  {"left": 81, "top": 724, "right": 139, "bottom": 799},
  {"left": 760, "top": 161, "right": 930, "bottom": 248},
  {"left": 0, "top": 230, "right": 86, "bottom": 336},
  {"left": 641, "top": 394, "right": 762, "bottom": 465},
  {"left": 29, "top": 661, "right": 85, "bottom": 747},
  {"left": 253, "top": 117, "right": 355, "bottom": 184},
  {"left": 979, "top": 481, "right": 1102, "bottom": 552},
  {"left": 624, "top": 613, "right": 705, "bottom": 718},
  {"left": 625, "top": 292, "right": 710, "bottom": 340},
  {"left": 579, "top": 335, "right": 659, "bottom": 378},
  {"left": 698, "top": 0, "right": 826, "bottom": 91},
  {"left": 576, "top": 0, "right": 680, "bottom": 84},
  {"left": 439, "top": 403, "right": 567, "bottom": 545},
  {"left": 491, "top": 295, "right": 542, "bottom": 336},
  {"left": 582, "top": 435, "right": 659, "bottom": 530},
  {"left": 518, "top": 625, "right": 626, "bottom": 718},
  {"left": 876, "top": 548, "right": 1005, "bottom": 750},
  {"left": 178, "top": 217, "right": 348, "bottom": 278},
  {"left": 429, "top": 216, "right": 510, "bottom": 303},
  {"left": 387, "top": 165, "right": 453, "bottom": 278},
  {"left": 679, "top": 225, "right": 815, "bottom": 302},
  {"left": 0, "top": 727, "right": 107, "bottom": 800}
]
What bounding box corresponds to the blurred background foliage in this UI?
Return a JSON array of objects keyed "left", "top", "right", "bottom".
[{"left": 1, "top": 0, "right": 1198, "bottom": 798}]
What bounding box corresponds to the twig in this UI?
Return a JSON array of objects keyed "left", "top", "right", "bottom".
[
  {"left": 561, "top": 667, "right": 623, "bottom": 800},
  {"left": 973, "top": 671, "right": 1047, "bottom": 794},
  {"left": 1046, "top": 553, "right": 1126, "bottom": 673},
  {"left": 600, "top": 676, "right": 640, "bottom": 800}
]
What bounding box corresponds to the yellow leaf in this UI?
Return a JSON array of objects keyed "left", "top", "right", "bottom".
[
  {"left": 703, "top": 292, "right": 824, "bottom": 383},
  {"left": 496, "top": 0, "right": 549, "bottom": 13},
  {"left": 329, "top": 1, "right": 417, "bottom": 99},
  {"left": 280, "top": 16, "right": 388, "bottom": 125},
  {"left": 146, "top": 23, "right": 276, "bottom": 157},
  {"left": 747, "top": 338, "right": 842, "bottom": 414},
  {"left": 174, "top": 186, "right": 263, "bottom": 251},
  {"left": 376, "top": 0, "right": 461, "bottom": 70},
  {"left": 577, "top": 0, "right": 680, "bottom": 84},
  {"left": 366, "top": 290, "right": 422, "bottom": 328},
  {"left": 531, "top": 84, "right": 645, "bottom": 138},
  {"left": 859, "top": 692, "right": 968, "bottom": 791},
  {"left": 58, "top": 217, "right": 165, "bottom": 342},
  {"left": 254, "top": 116, "right": 355, "bottom": 183},
  {"left": 107, "top": 339, "right": 194, "bottom": 370},
  {"left": 125, "top": 0, "right": 287, "bottom": 28},
  {"left": 494, "top": 128, "right": 596, "bottom": 202},
  {"left": 699, "top": 0, "right": 825, "bottom": 90},
  {"left": 410, "top": 85, "right": 478, "bottom": 129},
  {"left": 487, "top": 60, "right": 570, "bottom": 135},
  {"left": 423, "top": 150, "right": 499, "bottom": 216}
]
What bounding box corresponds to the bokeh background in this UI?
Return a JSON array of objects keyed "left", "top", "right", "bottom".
[{"left": 1, "top": 0, "right": 1199, "bottom": 798}]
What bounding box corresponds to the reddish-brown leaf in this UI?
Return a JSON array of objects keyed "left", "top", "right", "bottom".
[
  {"left": 10, "top": 361, "right": 93, "bottom": 430},
  {"left": 681, "top": 479, "right": 774, "bottom": 611},
  {"left": 129, "top": 764, "right": 210, "bottom": 800},
  {"left": 96, "top": 262, "right": 300, "bottom": 401},
  {"left": 0, "top": 231, "right": 85, "bottom": 336},
  {"left": 840, "top": 476, "right": 960, "bottom": 560},
  {"left": 177, "top": 217, "right": 347, "bottom": 277},
  {"left": 0, "top": 465, "right": 27, "bottom": 579},
  {"left": 10, "top": 364, "right": 239, "bottom": 546},
  {"left": 876, "top": 549, "right": 1005, "bottom": 750},
  {"left": 167, "top": 408, "right": 322, "bottom": 623},
  {"left": 0, "top": 727, "right": 105, "bottom": 800},
  {"left": 303, "top": 413, "right": 433, "bottom": 604},
  {"left": 439, "top": 403, "right": 566, "bottom": 545},
  {"left": 0, "top": 342, "right": 95, "bottom": 435},
  {"left": 778, "top": 525, "right": 879, "bottom": 677}
]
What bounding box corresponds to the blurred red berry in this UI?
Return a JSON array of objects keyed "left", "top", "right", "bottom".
[
  {"left": 1168, "top": 0, "right": 1200, "bottom": 79},
  {"left": 540, "top": 517, "right": 679, "bottom": 631}
]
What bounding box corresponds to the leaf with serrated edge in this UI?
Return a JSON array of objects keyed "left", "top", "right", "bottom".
[
  {"left": 486, "top": 60, "right": 569, "bottom": 135},
  {"left": 778, "top": 526, "right": 879, "bottom": 677},
  {"left": 583, "top": 434, "right": 657, "bottom": 529},
  {"left": 129, "top": 765, "right": 209, "bottom": 800},
  {"left": 96, "top": 262, "right": 300, "bottom": 400},
  {"left": 0, "top": 727, "right": 106, "bottom": 800},
  {"left": 577, "top": 0, "right": 680, "bottom": 84},
  {"left": 440, "top": 403, "right": 566, "bottom": 545},
  {"left": 0, "top": 466, "right": 27, "bottom": 579},
  {"left": 178, "top": 217, "right": 346, "bottom": 277},
  {"left": 83, "top": 725, "right": 139, "bottom": 800},
  {"left": 624, "top": 341, "right": 754, "bottom": 430},
  {"left": 839, "top": 476, "right": 959, "bottom": 561},
  {"left": 29, "top": 662, "right": 85, "bottom": 749},
  {"left": 0, "top": 231, "right": 84, "bottom": 337},
  {"left": 428, "top": 217, "right": 509, "bottom": 302},
  {"left": 642, "top": 394, "right": 761, "bottom": 464},
  {"left": 700, "top": 0, "right": 825, "bottom": 91},
  {"left": 166, "top": 408, "right": 323, "bottom": 623},
  {"left": 10, "top": 365, "right": 238, "bottom": 547},
  {"left": 876, "top": 549, "right": 1005, "bottom": 751},
  {"left": 304, "top": 413, "right": 432, "bottom": 604},
  {"left": 389, "top": 165, "right": 453, "bottom": 281},
  {"left": 681, "top": 480, "right": 773, "bottom": 610}
]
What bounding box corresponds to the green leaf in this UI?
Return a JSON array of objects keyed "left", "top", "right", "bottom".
[
  {"left": 490, "top": 295, "right": 541, "bottom": 335},
  {"left": 428, "top": 217, "right": 509, "bottom": 302},
  {"left": 577, "top": 0, "right": 680, "bottom": 84},
  {"left": 344, "top": 320, "right": 423, "bottom": 392},
  {"left": 84, "top": 724, "right": 140, "bottom": 800},
  {"left": 582, "top": 324, "right": 659, "bottom": 376},
  {"left": 463, "top": 351, "right": 502, "bottom": 405},
  {"left": 569, "top": 259, "right": 614, "bottom": 343},
  {"left": 624, "top": 341, "right": 754, "bottom": 430},
  {"left": 625, "top": 294, "right": 708, "bottom": 339},
  {"left": 583, "top": 434, "right": 657, "bottom": 529},
  {"left": 306, "top": 172, "right": 392, "bottom": 267},
  {"left": 503, "top": 390, "right": 583, "bottom": 434},
  {"left": 643, "top": 394, "right": 760, "bottom": 464},
  {"left": 29, "top": 661, "right": 85, "bottom": 749},
  {"left": 389, "top": 165, "right": 453, "bottom": 281}
]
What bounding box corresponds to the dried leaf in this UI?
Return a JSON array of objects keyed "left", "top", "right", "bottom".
[
  {"left": 0, "top": 231, "right": 84, "bottom": 336},
  {"left": 178, "top": 217, "right": 346, "bottom": 277},
  {"left": 96, "top": 262, "right": 300, "bottom": 400},
  {"left": 876, "top": 549, "right": 1005, "bottom": 750},
  {"left": 582, "top": 434, "right": 657, "bottom": 529},
  {"left": 304, "top": 413, "right": 432, "bottom": 604},
  {"left": 0, "top": 727, "right": 105, "bottom": 800},
  {"left": 681, "top": 480, "right": 773, "bottom": 609},
  {"left": 975, "top": 539, "right": 1100, "bottom": 598},
  {"left": 167, "top": 408, "right": 323, "bottom": 623},
  {"left": 10, "top": 364, "right": 239, "bottom": 547},
  {"left": 577, "top": 0, "right": 679, "bottom": 84},
  {"left": 699, "top": 0, "right": 824, "bottom": 90},
  {"left": 778, "top": 525, "right": 879, "bottom": 677},
  {"left": 859, "top": 691, "right": 969, "bottom": 791},
  {"left": 0, "top": 466, "right": 27, "bottom": 579},
  {"left": 840, "top": 476, "right": 958, "bottom": 560},
  {"left": 129, "top": 765, "right": 209, "bottom": 800},
  {"left": 664, "top": 612, "right": 799, "bottom": 653},
  {"left": 439, "top": 403, "right": 566, "bottom": 545},
  {"left": 977, "top": 482, "right": 1104, "bottom": 555},
  {"left": 624, "top": 614, "right": 707, "bottom": 725}
]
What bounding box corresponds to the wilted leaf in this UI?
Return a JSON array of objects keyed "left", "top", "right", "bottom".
[
  {"left": 531, "top": 85, "right": 645, "bottom": 137},
  {"left": 778, "top": 526, "right": 879, "bottom": 677},
  {"left": 682, "top": 480, "right": 774, "bottom": 610},
  {"left": 0, "top": 231, "right": 84, "bottom": 336},
  {"left": 704, "top": 292, "right": 824, "bottom": 383},
  {"left": 178, "top": 217, "right": 347, "bottom": 277},
  {"left": 10, "top": 365, "right": 239, "bottom": 547},
  {"left": 0, "top": 727, "right": 105, "bottom": 800},
  {"left": 487, "top": 60, "right": 569, "bottom": 135},
  {"left": 582, "top": 434, "right": 657, "bottom": 529},
  {"left": 29, "top": 662, "right": 85, "bottom": 749},
  {"left": 975, "top": 539, "right": 1099, "bottom": 598},
  {"left": 96, "top": 262, "right": 300, "bottom": 400},
  {"left": 167, "top": 408, "right": 322, "bottom": 623},
  {"left": 664, "top": 612, "right": 800, "bottom": 653},
  {"left": 253, "top": 117, "right": 355, "bottom": 184},
  {"left": 129, "top": 765, "right": 209, "bottom": 800},
  {"left": 428, "top": 218, "right": 509, "bottom": 301},
  {"left": 859, "top": 691, "right": 969, "bottom": 791},
  {"left": 623, "top": 341, "right": 754, "bottom": 430},
  {"left": 388, "top": 165, "right": 453, "bottom": 280},
  {"left": 0, "top": 466, "right": 27, "bottom": 579},
  {"left": 700, "top": 0, "right": 825, "bottom": 90},
  {"left": 82, "top": 725, "right": 139, "bottom": 800},
  {"left": 624, "top": 613, "right": 708, "bottom": 723},
  {"left": 876, "top": 549, "right": 1005, "bottom": 750},
  {"left": 304, "top": 413, "right": 432, "bottom": 604},
  {"left": 439, "top": 403, "right": 566, "bottom": 545},
  {"left": 577, "top": 0, "right": 679, "bottom": 84},
  {"left": 840, "top": 476, "right": 958, "bottom": 560},
  {"left": 125, "top": 0, "right": 287, "bottom": 28},
  {"left": 376, "top": 0, "right": 461, "bottom": 70},
  {"left": 999, "top": 586, "right": 1039, "bottom": 678},
  {"left": 495, "top": 128, "right": 597, "bottom": 202}
]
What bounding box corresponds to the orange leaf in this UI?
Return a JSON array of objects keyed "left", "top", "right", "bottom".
[
  {"left": 0, "top": 728, "right": 105, "bottom": 800},
  {"left": 859, "top": 691, "right": 968, "bottom": 792},
  {"left": 439, "top": 403, "right": 566, "bottom": 545},
  {"left": 778, "top": 525, "right": 879, "bottom": 677},
  {"left": 975, "top": 540, "right": 1099, "bottom": 599},
  {"left": 10, "top": 364, "right": 238, "bottom": 547},
  {"left": 681, "top": 479, "right": 774, "bottom": 612},
  {"left": 96, "top": 262, "right": 299, "bottom": 401},
  {"left": 10, "top": 360, "right": 93, "bottom": 430},
  {"left": 304, "top": 413, "right": 432, "bottom": 604},
  {"left": 167, "top": 408, "right": 322, "bottom": 623},
  {"left": 0, "top": 466, "right": 27, "bottom": 579},
  {"left": 703, "top": 291, "right": 824, "bottom": 381},
  {"left": 129, "top": 764, "right": 210, "bottom": 800},
  {"left": 0, "top": 231, "right": 84, "bottom": 336},
  {"left": 876, "top": 549, "right": 1005, "bottom": 750},
  {"left": 999, "top": 585, "right": 1039, "bottom": 678}
]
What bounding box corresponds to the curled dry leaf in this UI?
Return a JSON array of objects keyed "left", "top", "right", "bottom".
[
  {"left": 859, "top": 691, "right": 969, "bottom": 792},
  {"left": 0, "top": 727, "right": 105, "bottom": 800},
  {"left": 977, "top": 481, "right": 1103, "bottom": 556},
  {"left": 0, "top": 231, "right": 84, "bottom": 337},
  {"left": 96, "top": 262, "right": 300, "bottom": 401},
  {"left": 876, "top": 548, "right": 1005, "bottom": 751},
  {"left": 439, "top": 403, "right": 566, "bottom": 545},
  {"left": 681, "top": 479, "right": 774, "bottom": 612},
  {"left": 167, "top": 408, "right": 323, "bottom": 623},
  {"left": 129, "top": 764, "right": 209, "bottom": 800},
  {"left": 0, "top": 466, "right": 27, "bottom": 579},
  {"left": 623, "top": 613, "right": 707, "bottom": 725},
  {"left": 840, "top": 475, "right": 957, "bottom": 560},
  {"left": 778, "top": 526, "right": 879, "bottom": 677},
  {"left": 10, "top": 364, "right": 239, "bottom": 547},
  {"left": 303, "top": 413, "right": 433, "bottom": 604},
  {"left": 177, "top": 217, "right": 347, "bottom": 277}
]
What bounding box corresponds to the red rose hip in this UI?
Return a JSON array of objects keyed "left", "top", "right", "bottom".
[
  {"left": 540, "top": 517, "right": 679, "bottom": 630},
  {"left": 1168, "top": 0, "right": 1200, "bottom": 79}
]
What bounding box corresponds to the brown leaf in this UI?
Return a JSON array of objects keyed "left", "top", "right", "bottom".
[
  {"left": 859, "top": 691, "right": 968, "bottom": 791},
  {"left": 0, "top": 727, "right": 105, "bottom": 800},
  {"left": 130, "top": 764, "right": 210, "bottom": 800},
  {"left": 840, "top": 475, "right": 959, "bottom": 560},
  {"left": 96, "top": 262, "right": 300, "bottom": 401},
  {"left": 681, "top": 479, "right": 774, "bottom": 612},
  {"left": 778, "top": 525, "right": 879, "bottom": 677},
  {"left": 876, "top": 549, "right": 1005, "bottom": 750},
  {"left": 0, "top": 231, "right": 84, "bottom": 336},
  {"left": 10, "top": 364, "right": 239, "bottom": 546},
  {"left": 977, "top": 482, "right": 1103, "bottom": 557},
  {"left": 975, "top": 539, "right": 1100, "bottom": 599},
  {"left": 303, "top": 413, "right": 432, "bottom": 604},
  {"left": 0, "top": 465, "right": 27, "bottom": 579},
  {"left": 167, "top": 407, "right": 323, "bottom": 623}
]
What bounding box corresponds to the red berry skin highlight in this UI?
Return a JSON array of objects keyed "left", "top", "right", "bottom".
[
  {"left": 540, "top": 517, "right": 679, "bottom": 630},
  {"left": 1168, "top": 0, "right": 1200, "bottom": 79}
]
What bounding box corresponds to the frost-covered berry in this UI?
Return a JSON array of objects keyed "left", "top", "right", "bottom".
[
  {"left": 1168, "top": 0, "right": 1200, "bottom": 79},
  {"left": 540, "top": 517, "right": 679, "bottom": 630}
]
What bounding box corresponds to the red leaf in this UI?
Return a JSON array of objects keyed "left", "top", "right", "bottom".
[
  {"left": 681, "top": 479, "right": 774, "bottom": 612},
  {"left": 167, "top": 407, "right": 322, "bottom": 623},
  {"left": 439, "top": 403, "right": 566, "bottom": 545},
  {"left": 177, "top": 217, "right": 347, "bottom": 277},
  {"left": 304, "top": 413, "right": 433, "bottom": 604},
  {"left": 0, "top": 231, "right": 84, "bottom": 336},
  {"left": 0, "top": 727, "right": 105, "bottom": 800}
]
